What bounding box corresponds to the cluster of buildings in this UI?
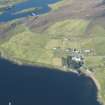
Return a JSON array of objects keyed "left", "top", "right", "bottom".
[{"left": 62, "top": 48, "right": 85, "bottom": 69}]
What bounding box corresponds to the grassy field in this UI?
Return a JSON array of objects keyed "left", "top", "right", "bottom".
[{"left": 0, "top": 19, "right": 90, "bottom": 64}]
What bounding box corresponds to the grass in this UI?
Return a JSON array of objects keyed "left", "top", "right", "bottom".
[
  {"left": 49, "top": 0, "right": 67, "bottom": 11},
  {"left": 0, "top": 18, "right": 105, "bottom": 104},
  {"left": 1, "top": 27, "right": 49, "bottom": 62},
  {"left": 46, "top": 19, "right": 89, "bottom": 38}
]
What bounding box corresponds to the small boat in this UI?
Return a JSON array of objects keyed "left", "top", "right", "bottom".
[
  {"left": 31, "top": 12, "right": 37, "bottom": 16},
  {"left": 31, "top": 12, "right": 39, "bottom": 18}
]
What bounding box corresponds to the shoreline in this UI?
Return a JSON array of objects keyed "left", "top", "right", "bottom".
[
  {"left": 80, "top": 69, "right": 103, "bottom": 105},
  {"left": 0, "top": 53, "right": 103, "bottom": 105},
  {"left": 0, "top": 56, "right": 101, "bottom": 105}
]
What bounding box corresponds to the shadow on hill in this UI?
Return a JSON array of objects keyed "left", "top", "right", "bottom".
[
  {"left": 0, "top": 0, "right": 60, "bottom": 22},
  {"left": 0, "top": 58, "right": 101, "bottom": 105}
]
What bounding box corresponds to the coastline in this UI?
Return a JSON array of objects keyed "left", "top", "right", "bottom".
[
  {"left": 80, "top": 69, "right": 103, "bottom": 105},
  {"left": 0, "top": 56, "right": 101, "bottom": 105},
  {"left": 0, "top": 52, "right": 103, "bottom": 105}
]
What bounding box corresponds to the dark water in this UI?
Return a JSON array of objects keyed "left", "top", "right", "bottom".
[
  {"left": 0, "top": 58, "right": 100, "bottom": 105},
  {"left": 0, "top": 0, "right": 60, "bottom": 22}
]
